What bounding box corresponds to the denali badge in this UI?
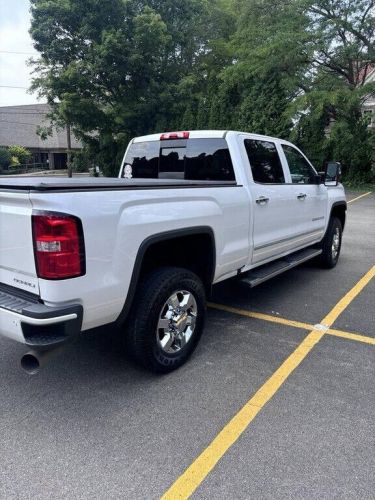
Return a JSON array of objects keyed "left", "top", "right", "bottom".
[{"left": 13, "top": 278, "right": 36, "bottom": 289}]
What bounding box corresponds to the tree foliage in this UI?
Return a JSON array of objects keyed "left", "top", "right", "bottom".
[
  {"left": 30, "top": 0, "right": 375, "bottom": 180},
  {"left": 0, "top": 148, "right": 12, "bottom": 169},
  {"left": 8, "top": 145, "right": 32, "bottom": 165}
]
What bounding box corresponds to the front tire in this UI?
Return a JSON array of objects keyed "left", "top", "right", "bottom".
[
  {"left": 124, "top": 267, "right": 206, "bottom": 373},
  {"left": 318, "top": 216, "right": 342, "bottom": 268}
]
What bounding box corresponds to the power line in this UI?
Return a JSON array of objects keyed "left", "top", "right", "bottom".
[
  {"left": 0, "top": 111, "right": 47, "bottom": 115},
  {"left": 0, "top": 85, "right": 29, "bottom": 89},
  {"left": 0, "top": 50, "right": 36, "bottom": 56}
]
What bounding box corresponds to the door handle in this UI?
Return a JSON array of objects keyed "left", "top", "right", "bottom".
[
  {"left": 256, "top": 196, "right": 270, "bottom": 205},
  {"left": 297, "top": 193, "right": 307, "bottom": 200}
]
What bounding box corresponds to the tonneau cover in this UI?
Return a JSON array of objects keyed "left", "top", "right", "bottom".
[{"left": 0, "top": 177, "right": 236, "bottom": 191}]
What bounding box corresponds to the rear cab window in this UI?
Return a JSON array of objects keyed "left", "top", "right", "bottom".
[
  {"left": 244, "top": 139, "right": 285, "bottom": 184},
  {"left": 122, "top": 138, "right": 235, "bottom": 182}
]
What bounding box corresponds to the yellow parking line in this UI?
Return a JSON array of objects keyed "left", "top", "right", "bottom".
[
  {"left": 209, "top": 303, "right": 375, "bottom": 347},
  {"left": 162, "top": 265, "right": 375, "bottom": 500},
  {"left": 321, "top": 265, "right": 375, "bottom": 326},
  {"left": 162, "top": 329, "right": 324, "bottom": 500},
  {"left": 347, "top": 191, "right": 372, "bottom": 204},
  {"left": 208, "top": 302, "right": 313, "bottom": 332},
  {"left": 162, "top": 331, "right": 324, "bottom": 500},
  {"left": 327, "top": 328, "right": 375, "bottom": 346}
]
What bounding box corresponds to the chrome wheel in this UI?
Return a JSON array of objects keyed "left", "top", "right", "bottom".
[
  {"left": 156, "top": 290, "right": 197, "bottom": 354},
  {"left": 331, "top": 227, "right": 340, "bottom": 260}
]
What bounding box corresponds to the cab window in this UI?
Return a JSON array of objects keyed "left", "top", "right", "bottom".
[
  {"left": 244, "top": 139, "right": 285, "bottom": 184},
  {"left": 282, "top": 145, "right": 317, "bottom": 184},
  {"left": 122, "top": 138, "right": 235, "bottom": 181}
]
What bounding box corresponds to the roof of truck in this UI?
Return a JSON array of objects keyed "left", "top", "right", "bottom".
[
  {"left": 133, "top": 130, "right": 227, "bottom": 142},
  {"left": 132, "top": 130, "right": 286, "bottom": 144}
]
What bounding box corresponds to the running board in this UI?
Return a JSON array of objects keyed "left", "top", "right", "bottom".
[{"left": 239, "top": 248, "right": 322, "bottom": 288}]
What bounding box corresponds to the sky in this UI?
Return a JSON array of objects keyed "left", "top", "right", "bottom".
[{"left": 0, "top": 0, "right": 42, "bottom": 106}]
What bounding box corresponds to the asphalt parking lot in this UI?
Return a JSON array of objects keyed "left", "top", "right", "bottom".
[{"left": 0, "top": 190, "right": 374, "bottom": 499}]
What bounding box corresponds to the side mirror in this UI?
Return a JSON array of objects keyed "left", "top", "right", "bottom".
[{"left": 324, "top": 162, "right": 341, "bottom": 186}]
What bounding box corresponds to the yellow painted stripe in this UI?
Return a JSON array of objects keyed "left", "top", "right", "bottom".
[
  {"left": 208, "top": 302, "right": 313, "bottom": 332},
  {"left": 320, "top": 265, "right": 375, "bottom": 327},
  {"left": 327, "top": 328, "right": 375, "bottom": 346},
  {"left": 209, "top": 302, "right": 375, "bottom": 348},
  {"left": 347, "top": 191, "right": 372, "bottom": 204},
  {"left": 161, "top": 329, "right": 324, "bottom": 500},
  {"left": 162, "top": 266, "right": 375, "bottom": 499}
]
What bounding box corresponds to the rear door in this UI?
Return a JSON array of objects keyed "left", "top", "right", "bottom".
[
  {"left": 242, "top": 137, "right": 297, "bottom": 264},
  {"left": 279, "top": 143, "right": 327, "bottom": 245},
  {"left": 0, "top": 191, "right": 39, "bottom": 293}
]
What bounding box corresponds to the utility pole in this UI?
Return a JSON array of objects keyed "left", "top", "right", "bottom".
[{"left": 67, "top": 123, "right": 72, "bottom": 178}]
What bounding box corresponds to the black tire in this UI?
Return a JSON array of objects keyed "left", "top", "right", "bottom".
[
  {"left": 318, "top": 216, "right": 342, "bottom": 269},
  {"left": 124, "top": 267, "right": 206, "bottom": 373}
]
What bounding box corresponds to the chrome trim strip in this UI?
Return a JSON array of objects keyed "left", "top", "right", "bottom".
[{"left": 254, "top": 229, "right": 324, "bottom": 251}]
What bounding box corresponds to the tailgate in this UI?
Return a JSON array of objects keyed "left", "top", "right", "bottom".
[{"left": 0, "top": 191, "right": 39, "bottom": 294}]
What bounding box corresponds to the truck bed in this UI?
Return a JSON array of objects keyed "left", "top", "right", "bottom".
[{"left": 0, "top": 177, "right": 237, "bottom": 192}]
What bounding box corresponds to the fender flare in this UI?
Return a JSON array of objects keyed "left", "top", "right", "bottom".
[
  {"left": 329, "top": 200, "right": 347, "bottom": 230},
  {"left": 115, "top": 226, "right": 216, "bottom": 325}
]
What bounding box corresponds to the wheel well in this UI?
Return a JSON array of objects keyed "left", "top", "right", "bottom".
[
  {"left": 331, "top": 204, "right": 346, "bottom": 231},
  {"left": 139, "top": 232, "right": 215, "bottom": 291}
]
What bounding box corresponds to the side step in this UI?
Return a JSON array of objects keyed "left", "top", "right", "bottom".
[{"left": 239, "top": 248, "right": 322, "bottom": 288}]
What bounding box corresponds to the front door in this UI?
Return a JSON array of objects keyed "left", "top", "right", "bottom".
[{"left": 280, "top": 144, "right": 327, "bottom": 246}]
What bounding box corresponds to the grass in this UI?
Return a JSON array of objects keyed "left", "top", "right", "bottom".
[{"left": 342, "top": 181, "right": 374, "bottom": 192}]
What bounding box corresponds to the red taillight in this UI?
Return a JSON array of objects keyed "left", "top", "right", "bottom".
[
  {"left": 32, "top": 213, "right": 85, "bottom": 280},
  {"left": 160, "top": 131, "right": 190, "bottom": 140}
]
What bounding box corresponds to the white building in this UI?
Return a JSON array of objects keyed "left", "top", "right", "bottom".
[{"left": 362, "top": 66, "right": 375, "bottom": 127}]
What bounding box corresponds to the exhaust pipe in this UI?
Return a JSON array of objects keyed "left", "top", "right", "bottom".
[{"left": 20, "top": 345, "right": 65, "bottom": 375}]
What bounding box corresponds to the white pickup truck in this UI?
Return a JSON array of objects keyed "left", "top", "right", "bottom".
[{"left": 0, "top": 130, "right": 346, "bottom": 373}]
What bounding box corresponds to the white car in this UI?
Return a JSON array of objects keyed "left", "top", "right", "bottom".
[{"left": 0, "top": 130, "right": 346, "bottom": 373}]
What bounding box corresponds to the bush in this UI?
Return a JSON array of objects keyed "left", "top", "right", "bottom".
[
  {"left": 0, "top": 147, "right": 11, "bottom": 169},
  {"left": 10, "top": 156, "right": 20, "bottom": 167},
  {"left": 8, "top": 145, "right": 32, "bottom": 165}
]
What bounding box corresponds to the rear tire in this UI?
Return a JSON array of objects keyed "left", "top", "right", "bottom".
[
  {"left": 124, "top": 267, "right": 206, "bottom": 373},
  {"left": 318, "top": 216, "right": 342, "bottom": 269}
]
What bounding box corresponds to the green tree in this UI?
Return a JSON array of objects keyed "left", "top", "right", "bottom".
[
  {"left": 225, "top": 0, "right": 375, "bottom": 180},
  {"left": 294, "top": 0, "right": 375, "bottom": 178},
  {"left": 29, "top": 0, "right": 375, "bottom": 182},
  {"left": 30, "top": 0, "right": 230, "bottom": 175},
  {"left": 0, "top": 148, "right": 12, "bottom": 169}
]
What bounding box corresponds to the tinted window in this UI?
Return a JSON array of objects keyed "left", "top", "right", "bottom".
[
  {"left": 185, "top": 139, "right": 234, "bottom": 181},
  {"left": 124, "top": 141, "right": 159, "bottom": 178},
  {"left": 282, "top": 145, "right": 317, "bottom": 184},
  {"left": 244, "top": 139, "right": 285, "bottom": 184},
  {"left": 160, "top": 147, "right": 185, "bottom": 178},
  {"left": 122, "top": 138, "right": 235, "bottom": 181}
]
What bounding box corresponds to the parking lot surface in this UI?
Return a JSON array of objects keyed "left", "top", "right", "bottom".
[{"left": 0, "top": 190, "right": 374, "bottom": 499}]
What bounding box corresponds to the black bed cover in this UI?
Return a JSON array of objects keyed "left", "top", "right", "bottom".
[{"left": 0, "top": 177, "right": 237, "bottom": 192}]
